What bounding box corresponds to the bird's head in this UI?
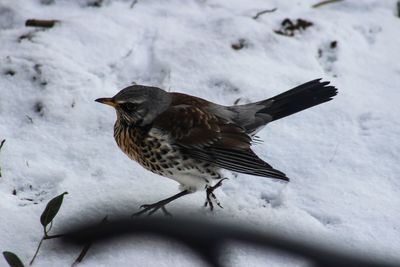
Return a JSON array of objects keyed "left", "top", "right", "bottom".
[{"left": 95, "top": 85, "right": 171, "bottom": 126}]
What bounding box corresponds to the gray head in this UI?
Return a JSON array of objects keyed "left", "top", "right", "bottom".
[{"left": 95, "top": 85, "right": 171, "bottom": 126}]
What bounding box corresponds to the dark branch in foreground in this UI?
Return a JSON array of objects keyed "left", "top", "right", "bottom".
[
  {"left": 60, "top": 216, "right": 399, "bottom": 267},
  {"left": 72, "top": 216, "right": 108, "bottom": 266}
]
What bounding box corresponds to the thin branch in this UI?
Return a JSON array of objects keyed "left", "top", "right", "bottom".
[
  {"left": 0, "top": 140, "right": 5, "bottom": 150},
  {"left": 71, "top": 216, "right": 108, "bottom": 266},
  {"left": 29, "top": 237, "right": 44, "bottom": 265},
  {"left": 252, "top": 8, "right": 277, "bottom": 19},
  {"left": 312, "top": 0, "right": 344, "bottom": 8},
  {"left": 44, "top": 233, "right": 66, "bottom": 239},
  {"left": 72, "top": 242, "right": 92, "bottom": 266},
  {"left": 30, "top": 233, "right": 66, "bottom": 265},
  {"left": 0, "top": 139, "right": 5, "bottom": 177}
]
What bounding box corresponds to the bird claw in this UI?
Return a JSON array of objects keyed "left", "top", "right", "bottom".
[
  {"left": 132, "top": 203, "right": 172, "bottom": 217},
  {"left": 131, "top": 190, "right": 190, "bottom": 217},
  {"left": 204, "top": 178, "right": 228, "bottom": 211},
  {"left": 204, "top": 191, "right": 223, "bottom": 211}
]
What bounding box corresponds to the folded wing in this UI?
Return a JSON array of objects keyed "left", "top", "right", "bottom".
[{"left": 153, "top": 104, "right": 288, "bottom": 181}]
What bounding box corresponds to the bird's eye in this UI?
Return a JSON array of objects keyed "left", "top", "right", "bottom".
[{"left": 120, "top": 103, "right": 137, "bottom": 113}]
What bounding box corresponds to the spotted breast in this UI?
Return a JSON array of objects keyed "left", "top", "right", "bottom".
[{"left": 114, "top": 120, "right": 222, "bottom": 191}]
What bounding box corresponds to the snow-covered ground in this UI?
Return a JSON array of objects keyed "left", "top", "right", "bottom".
[{"left": 1, "top": 0, "right": 400, "bottom": 266}]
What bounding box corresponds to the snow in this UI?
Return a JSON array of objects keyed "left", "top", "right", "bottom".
[{"left": 1, "top": 0, "right": 400, "bottom": 266}]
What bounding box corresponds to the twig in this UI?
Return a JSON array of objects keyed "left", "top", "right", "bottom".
[
  {"left": 30, "top": 237, "right": 44, "bottom": 265},
  {"left": 0, "top": 139, "right": 5, "bottom": 178},
  {"left": 44, "top": 233, "right": 66, "bottom": 239},
  {"left": 312, "top": 0, "right": 344, "bottom": 8},
  {"left": 30, "top": 192, "right": 68, "bottom": 265},
  {"left": 0, "top": 139, "right": 5, "bottom": 150},
  {"left": 30, "top": 234, "right": 65, "bottom": 265},
  {"left": 252, "top": 8, "right": 277, "bottom": 19},
  {"left": 71, "top": 216, "right": 107, "bottom": 266},
  {"left": 72, "top": 242, "right": 92, "bottom": 266},
  {"left": 25, "top": 19, "right": 59, "bottom": 28}
]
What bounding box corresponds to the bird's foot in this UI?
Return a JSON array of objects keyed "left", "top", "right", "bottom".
[
  {"left": 132, "top": 201, "right": 172, "bottom": 217},
  {"left": 132, "top": 190, "right": 190, "bottom": 217},
  {"left": 204, "top": 178, "right": 228, "bottom": 211}
]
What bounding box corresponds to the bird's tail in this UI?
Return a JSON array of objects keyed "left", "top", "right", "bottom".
[
  {"left": 230, "top": 79, "right": 337, "bottom": 134},
  {"left": 258, "top": 79, "right": 338, "bottom": 122}
]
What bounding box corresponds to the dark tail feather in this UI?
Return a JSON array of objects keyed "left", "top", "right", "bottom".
[{"left": 258, "top": 79, "right": 338, "bottom": 122}]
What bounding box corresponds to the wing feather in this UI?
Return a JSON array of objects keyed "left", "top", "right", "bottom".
[{"left": 153, "top": 104, "right": 288, "bottom": 181}]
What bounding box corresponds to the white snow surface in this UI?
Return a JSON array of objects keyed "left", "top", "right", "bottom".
[{"left": 1, "top": 0, "right": 400, "bottom": 266}]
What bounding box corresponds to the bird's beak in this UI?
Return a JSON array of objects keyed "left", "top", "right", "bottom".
[{"left": 95, "top": 97, "right": 117, "bottom": 107}]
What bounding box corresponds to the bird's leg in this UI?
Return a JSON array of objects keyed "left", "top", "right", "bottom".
[
  {"left": 132, "top": 190, "right": 191, "bottom": 217},
  {"left": 204, "top": 178, "right": 228, "bottom": 211}
]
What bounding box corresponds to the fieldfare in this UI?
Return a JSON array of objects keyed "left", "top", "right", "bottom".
[{"left": 96, "top": 79, "right": 337, "bottom": 215}]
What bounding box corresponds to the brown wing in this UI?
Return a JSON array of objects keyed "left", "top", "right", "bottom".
[
  {"left": 153, "top": 104, "right": 288, "bottom": 181},
  {"left": 153, "top": 104, "right": 249, "bottom": 148}
]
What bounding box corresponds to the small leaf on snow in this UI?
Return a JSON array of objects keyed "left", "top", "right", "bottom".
[
  {"left": 3, "top": 251, "right": 25, "bottom": 267},
  {"left": 40, "top": 192, "right": 68, "bottom": 228}
]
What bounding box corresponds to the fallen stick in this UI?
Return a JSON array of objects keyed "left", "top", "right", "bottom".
[
  {"left": 252, "top": 8, "right": 277, "bottom": 19},
  {"left": 25, "top": 19, "right": 59, "bottom": 28},
  {"left": 312, "top": 0, "right": 344, "bottom": 8}
]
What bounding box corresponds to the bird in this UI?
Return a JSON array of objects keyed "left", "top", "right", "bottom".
[{"left": 95, "top": 79, "right": 337, "bottom": 216}]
